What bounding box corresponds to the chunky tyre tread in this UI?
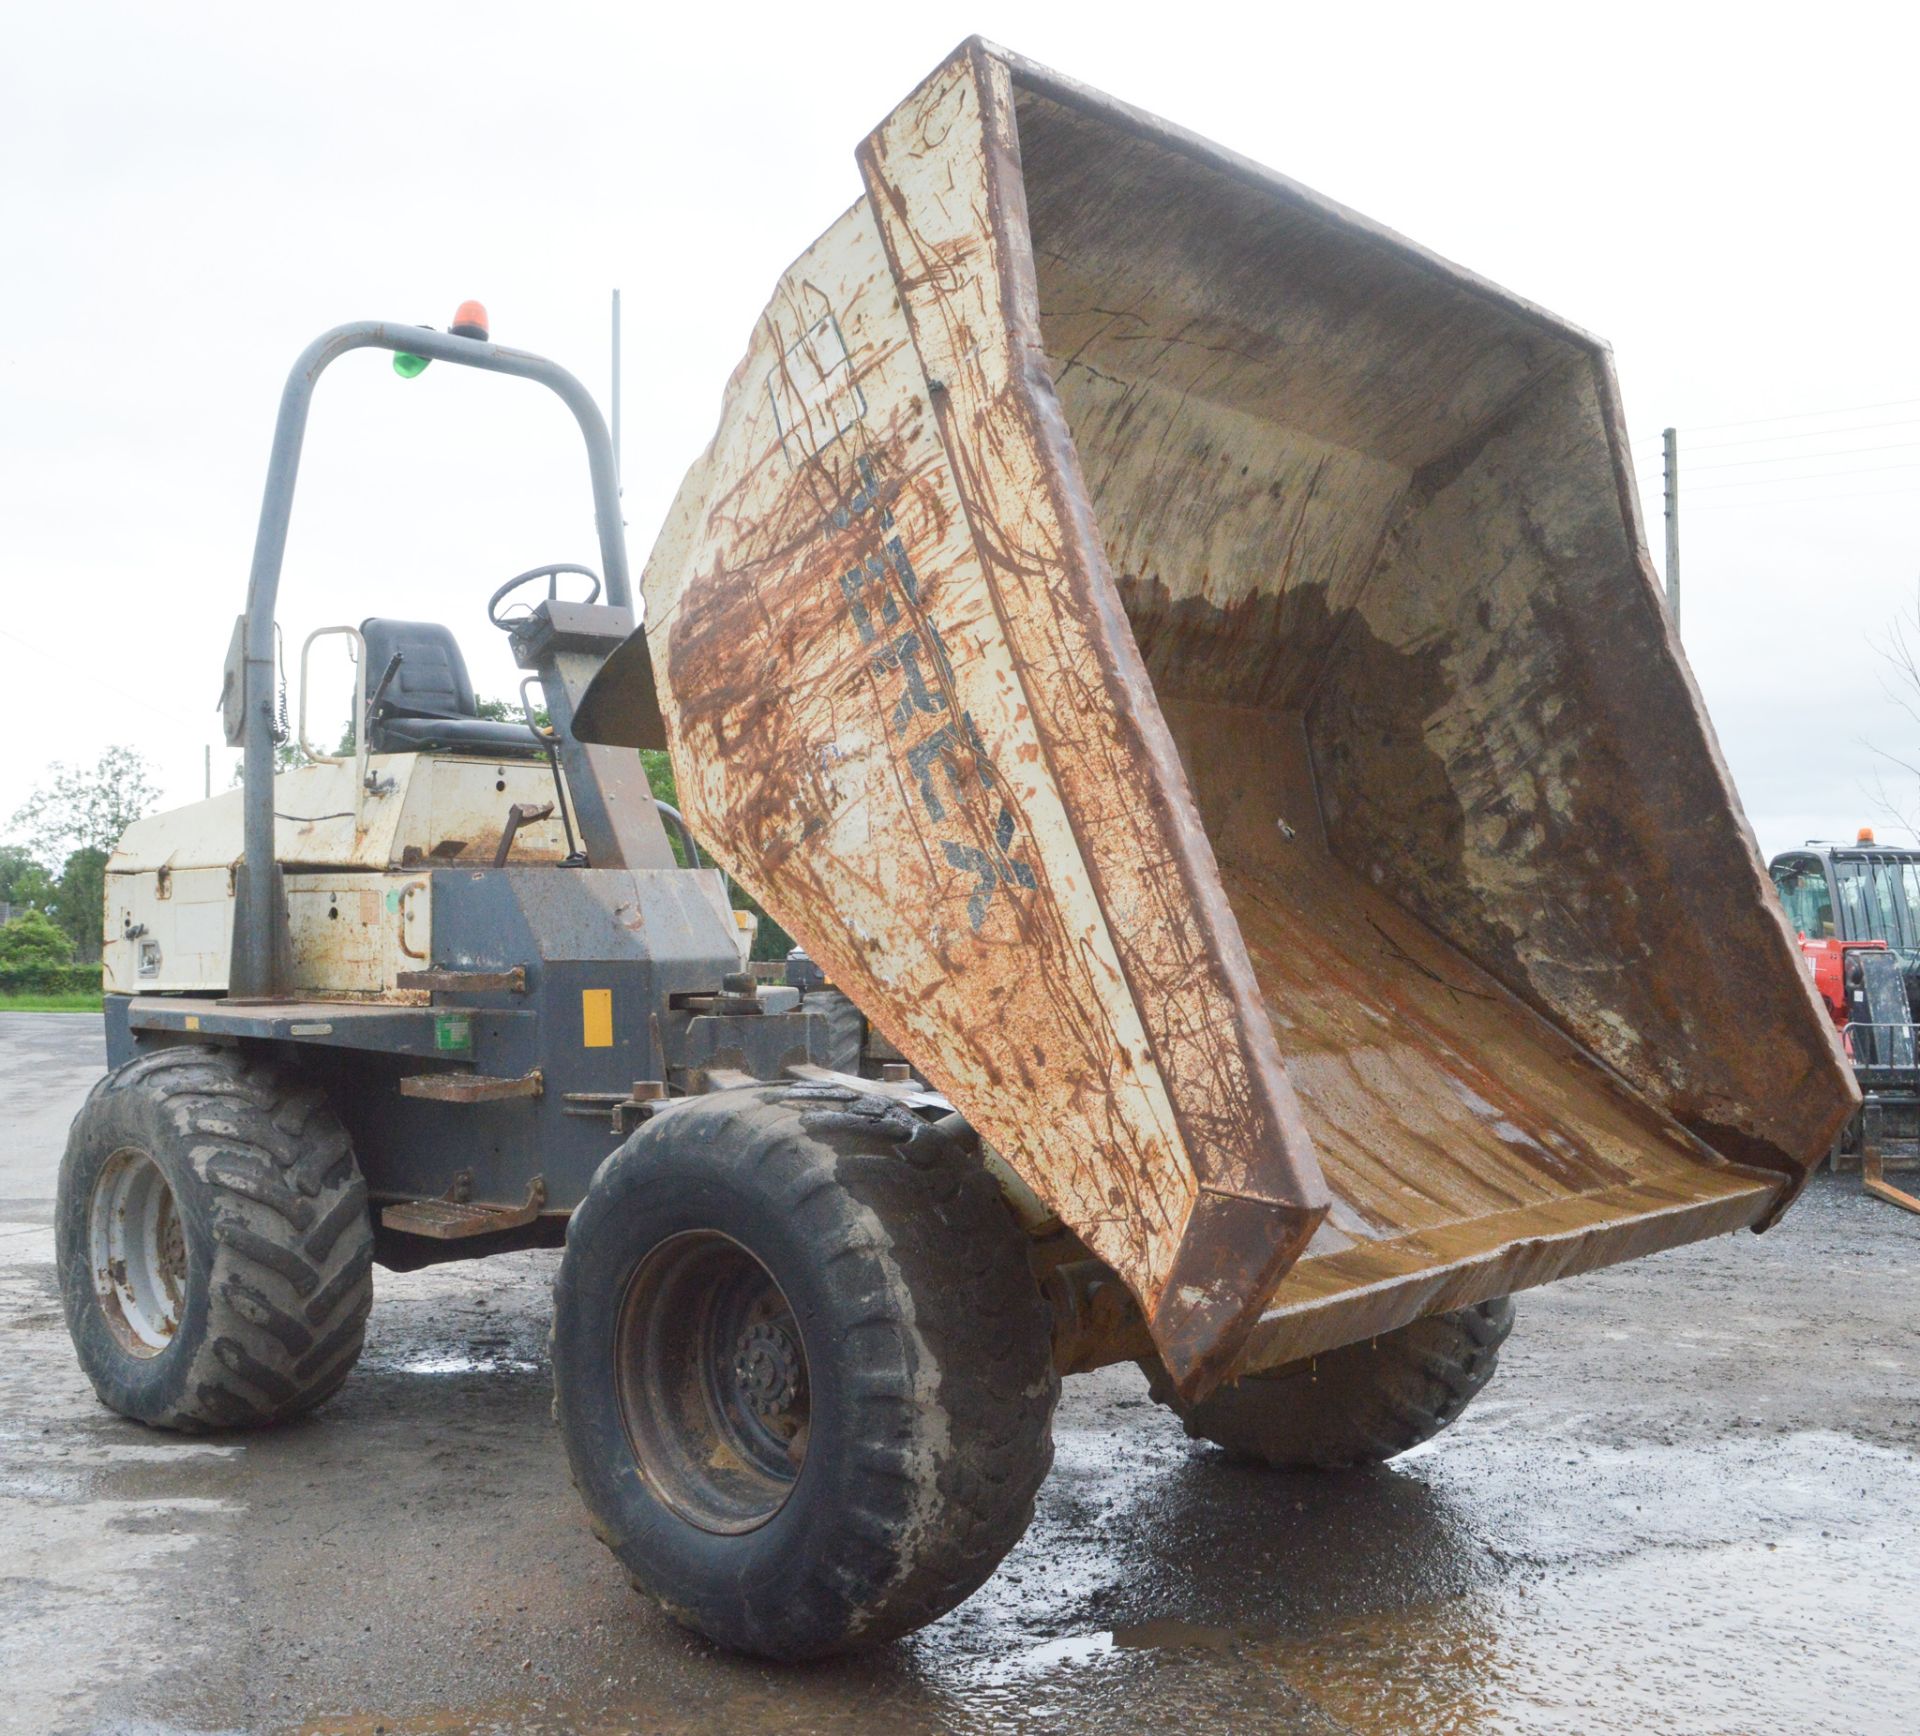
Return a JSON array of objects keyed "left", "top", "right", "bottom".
[
  {"left": 806, "top": 987, "right": 870, "bottom": 1076},
  {"left": 57, "top": 1046, "right": 373, "bottom": 1432},
  {"left": 1143, "top": 1298, "right": 1515, "bottom": 1469},
  {"left": 552, "top": 1082, "right": 1057, "bottom": 1660}
]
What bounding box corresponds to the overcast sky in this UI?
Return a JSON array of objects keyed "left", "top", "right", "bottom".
[{"left": 4, "top": 1, "right": 1917, "bottom": 861}]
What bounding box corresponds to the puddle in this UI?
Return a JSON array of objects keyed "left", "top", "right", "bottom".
[
  {"left": 997, "top": 1630, "right": 1117, "bottom": 1673},
  {"left": 1115, "top": 1616, "right": 1239, "bottom": 1654},
  {"left": 386, "top": 1355, "right": 540, "bottom": 1377},
  {"left": 986, "top": 1617, "right": 1239, "bottom": 1681},
  {"left": 1260, "top": 1529, "right": 1913, "bottom": 1734},
  {"left": 900, "top": 1421, "right": 1920, "bottom": 1736}
]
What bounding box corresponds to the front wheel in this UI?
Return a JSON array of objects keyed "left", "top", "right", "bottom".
[
  {"left": 1142, "top": 1298, "right": 1515, "bottom": 1469},
  {"left": 56, "top": 1046, "right": 373, "bottom": 1431},
  {"left": 551, "top": 1081, "right": 1058, "bottom": 1660}
]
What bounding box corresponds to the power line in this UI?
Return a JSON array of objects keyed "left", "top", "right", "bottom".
[
  {"left": 1688, "top": 485, "right": 1920, "bottom": 513},
  {"left": 1678, "top": 394, "right": 1920, "bottom": 435},
  {"left": 1682, "top": 415, "right": 1920, "bottom": 454},
  {"left": 0, "top": 626, "right": 210, "bottom": 736},
  {"left": 1687, "top": 459, "right": 1920, "bottom": 493},
  {"left": 1687, "top": 438, "right": 1920, "bottom": 474}
]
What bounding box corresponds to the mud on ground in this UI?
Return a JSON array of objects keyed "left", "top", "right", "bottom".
[{"left": 2, "top": 1013, "right": 1916, "bottom": 1734}]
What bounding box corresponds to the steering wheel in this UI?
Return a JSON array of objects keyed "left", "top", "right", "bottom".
[{"left": 488, "top": 562, "right": 602, "bottom": 628}]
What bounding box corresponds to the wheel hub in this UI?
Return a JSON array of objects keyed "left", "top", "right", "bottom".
[
  {"left": 734, "top": 1320, "right": 802, "bottom": 1419},
  {"left": 88, "top": 1147, "right": 187, "bottom": 1357},
  {"left": 614, "top": 1231, "right": 812, "bottom": 1535}
]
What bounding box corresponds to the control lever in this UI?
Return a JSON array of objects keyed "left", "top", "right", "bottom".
[{"left": 493, "top": 802, "right": 556, "bottom": 868}]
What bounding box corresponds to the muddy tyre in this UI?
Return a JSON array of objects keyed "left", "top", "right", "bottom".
[
  {"left": 1142, "top": 1298, "right": 1515, "bottom": 1469},
  {"left": 807, "top": 986, "right": 868, "bottom": 1076},
  {"left": 551, "top": 1080, "right": 1058, "bottom": 1660},
  {"left": 56, "top": 1045, "right": 373, "bottom": 1432}
]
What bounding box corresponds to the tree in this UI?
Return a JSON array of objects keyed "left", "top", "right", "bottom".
[
  {"left": 640, "top": 748, "right": 792, "bottom": 962},
  {"left": 9, "top": 747, "right": 161, "bottom": 868},
  {"left": 640, "top": 747, "right": 678, "bottom": 809},
  {"left": 476, "top": 694, "right": 549, "bottom": 729},
  {"left": 54, "top": 848, "right": 109, "bottom": 963},
  {"left": 0, "top": 845, "right": 55, "bottom": 920},
  {"left": 0, "top": 908, "right": 75, "bottom": 971},
  {"left": 232, "top": 724, "right": 357, "bottom": 786}
]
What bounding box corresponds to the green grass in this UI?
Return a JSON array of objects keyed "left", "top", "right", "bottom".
[{"left": 0, "top": 992, "right": 103, "bottom": 1012}]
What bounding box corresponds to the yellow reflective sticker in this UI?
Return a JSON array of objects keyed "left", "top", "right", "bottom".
[
  {"left": 184, "top": 1015, "right": 200, "bottom": 1031},
  {"left": 582, "top": 989, "right": 613, "bottom": 1049}
]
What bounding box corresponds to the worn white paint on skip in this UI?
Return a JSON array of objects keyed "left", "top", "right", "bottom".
[
  {"left": 640, "top": 171, "right": 1200, "bottom": 1304},
  {"left": 768, "top": 311, "right": 867, "bottom": 463},
  {"left": 632, "top": 36, "right": 1853, "bottom": 1380}
]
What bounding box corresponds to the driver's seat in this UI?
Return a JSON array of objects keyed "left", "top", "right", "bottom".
[{"left": 359, "top": 618, "right": 546, "bottom": 757}]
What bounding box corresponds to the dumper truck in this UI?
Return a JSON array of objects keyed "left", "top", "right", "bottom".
[{"left": 57, "top": 38, "right": 1855, "bottom": 1662}]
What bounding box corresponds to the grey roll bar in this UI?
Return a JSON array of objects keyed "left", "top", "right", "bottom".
[{"left": 230, "top": 320, "right": 631, "bottom": 995}]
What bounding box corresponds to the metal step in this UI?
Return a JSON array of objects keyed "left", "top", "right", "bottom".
[
  {"left": 381, "top": 1178, "right": 546, "bottom": 1240},
  {"left": 398, "top": 1070, "right": 542, "bottom": 1103}
]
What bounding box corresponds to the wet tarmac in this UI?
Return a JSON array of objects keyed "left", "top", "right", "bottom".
[{"left": 3, "top": 1012, "right": 1917, "bottom": 1734}]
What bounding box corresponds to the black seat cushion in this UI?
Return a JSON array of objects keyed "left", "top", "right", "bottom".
[
  {"left": 360, "top": 618, "right": 545, "bottom": 757},
  {"left": 373, "top": 714, "right": 546, "bottom": 754},
  {"left": 361, "top": 619, "right": 475, "bottom": 719}
]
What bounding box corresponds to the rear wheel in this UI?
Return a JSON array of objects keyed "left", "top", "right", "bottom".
[
  {"left": 552, "top": 1080, "right": 1057, "bottom": 1660},
  {"left": 56, "top": 1045, "right": 373, "bottom": 1431},
  {"left": 806, "top": 986, "right": 869, "bottom": 1076},
  {"left": 1142, "top": 1298, "right": 1515, "bottom": 1469}
]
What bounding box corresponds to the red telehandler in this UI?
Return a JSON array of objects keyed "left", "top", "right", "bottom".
[{"left": 1771, "top": 830, "right": 1920, "bottom": 1210}]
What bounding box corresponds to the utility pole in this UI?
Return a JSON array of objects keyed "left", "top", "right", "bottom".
[
  {"left": 611, "top": 288, "right": 623, "bottom": 501},
  {"left": 1662, "top": 426, "right": 1681, "bottom": 634},
  {"left": 204, "top": 744, "right": 211, "bottom": 800}
]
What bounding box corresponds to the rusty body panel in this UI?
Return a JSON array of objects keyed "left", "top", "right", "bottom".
[
  {"left": 284, "top": 872, "right": 431, "bottom": 996},
  {"left": 103, "top": 755, "right": 570, "bottom": 996},
  {"left": 594, "top": 39, "right": 1856, "bottom": 1395}
]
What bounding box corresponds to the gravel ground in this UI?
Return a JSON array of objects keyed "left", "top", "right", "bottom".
[{"left": 3, "top": 1011, "right": 1916, "bottom": 1735}]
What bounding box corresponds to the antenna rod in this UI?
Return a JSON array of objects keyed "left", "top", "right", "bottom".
[{"left": 611, "top": 288, "right": 623, "bottom": 498}]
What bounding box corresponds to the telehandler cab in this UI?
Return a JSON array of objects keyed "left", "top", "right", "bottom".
[
  {"left": 1771, "top": 834, "right": 1920, "bottom": 1208},
  {"left": 61, "top": 39, "right": 1855, "bottom": 1663}
]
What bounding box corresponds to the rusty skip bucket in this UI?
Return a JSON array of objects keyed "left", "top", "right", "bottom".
[{"left": 579, "top": 38, "right": 1856, "bottom": 1397}]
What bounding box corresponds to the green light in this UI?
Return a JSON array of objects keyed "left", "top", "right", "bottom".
[{"left": 393, "top": 352, "right": 430, "bottom": 379}]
